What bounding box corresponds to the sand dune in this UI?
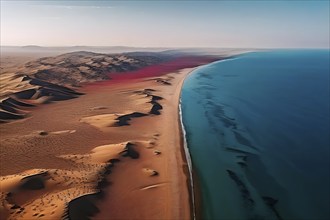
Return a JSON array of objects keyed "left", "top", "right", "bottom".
[
  {"left": 0, "top": 140, "right": 153, "bottom": 220},
  {"left": 0, "top": 110, "right": 25, "bottom": 121},
  {"left": 0, "top": 75, "right": 83, "bottom": 122},
  {"left": 115, "top": 112, "right": 148, "bottom": 126},
  {"left": 0, "top": 49, "right": 226, "bottom": 219},
  {"left": 2, "top": 97, "right": 35, "bottom": 107},
  {"left": 0, "top": 68, "right": 195, "bottom": 219},
  {"left": 80, "top": 88, "right": 164, "bottom": 130}
]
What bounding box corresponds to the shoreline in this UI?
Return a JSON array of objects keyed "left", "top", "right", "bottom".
[
  {"left": 178, "top": 98, "right": 195, "bottom": 219},
  {"left": 177, "top": 57, "right": 235, "bottom": 220},
  {"left": 178, "top": 68, "right": 204, "bottom": 220}
]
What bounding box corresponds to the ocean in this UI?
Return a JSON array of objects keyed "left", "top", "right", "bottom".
[{"left": 180, "top": 50, "right": 330, "bottom": 220}]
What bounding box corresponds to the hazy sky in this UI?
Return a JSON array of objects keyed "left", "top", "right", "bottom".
[{"left": 1, "top": 0, "right": 329, "bottom": 48}]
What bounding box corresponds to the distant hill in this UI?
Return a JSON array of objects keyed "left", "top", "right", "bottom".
[
  {"left": 1, "top": 46, "right": 170, "bottom": 56},
  {"left": 7, "top": 51, "right": 173, "bottom": 86},
  {"left": 0, "top": 50, "right": 177, "bottom": 122}
]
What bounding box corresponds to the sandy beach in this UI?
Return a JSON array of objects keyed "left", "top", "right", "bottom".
[{"left": 0, "top": 52, "right": 216, "bottom": 219}]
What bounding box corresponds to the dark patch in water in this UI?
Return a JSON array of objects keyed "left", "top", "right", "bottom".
[
  {"left": 222, "top": 74, "right": 239, "bottom": 77},
  {"left": 225, "top": 147, "right": 254, "bottom": 155},
  {"left": 197, "top": 72, "right": 213, "bottom": 80},
  {"left": 211, "top": 104, "right": 237, "bottom": 129},
  {"left": 204, "top": 110, "right": 222, "bottom": 135},
  {"left": 237, "top": 161, "right": 247, "bottom": 168},
  {"left": 262, "top": 196, "right": 283, "bottom": 220},
  {"left": 233, "top": 131, "right": 260, "bottom": 152},
  {"left": 245, "top": 154, "right": 288, "bottom": 219},
  {"left": 198, "top": 85, "right": 217, "bottom": 91},
  {"left": 237, "top": 155, "right": 248, "bottom": 162},
  {"left": 226, "top": 170, "right": 255, "bottom": 208}
]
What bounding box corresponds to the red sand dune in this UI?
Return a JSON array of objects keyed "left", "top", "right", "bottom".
[{"left": 86, "top": 56, "right": 219, "bottom": 87}]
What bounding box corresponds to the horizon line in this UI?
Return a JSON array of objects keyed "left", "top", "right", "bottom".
[{"left": 1, "top": 45, "right": 329, "bottom": 50}]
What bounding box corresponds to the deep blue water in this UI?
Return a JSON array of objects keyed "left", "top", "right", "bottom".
[{"left": 181, "top": 50, "right": 329, "bottom": 220}]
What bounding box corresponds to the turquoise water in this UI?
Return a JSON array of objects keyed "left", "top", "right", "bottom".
[{"left": 181, "top": 50, "right": 329, "bottom": 220}]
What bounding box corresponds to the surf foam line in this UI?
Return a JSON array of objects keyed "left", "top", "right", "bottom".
[
  {"left": 179, "top": 99, "right": 196, "bottom": 220},
  {"left": 177, "top": 55, "right": 243, "bottom": 219}
]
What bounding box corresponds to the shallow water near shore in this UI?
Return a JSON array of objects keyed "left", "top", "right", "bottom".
[{"left": 181, "top": 50, "right": 330, "bottom": 220}]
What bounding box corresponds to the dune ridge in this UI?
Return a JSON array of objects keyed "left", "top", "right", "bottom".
[
  {"left": 2, "top": 51, "right": 173, "bottom": 87},
  {"left": 0, "top": 140, "right": 151, "bottom": 220},
  {"left": 80, "top": 88, "right": 164, "bottom": 130},
  {"left": 0, "top": 75, "right": 83, "bottom": 123}
]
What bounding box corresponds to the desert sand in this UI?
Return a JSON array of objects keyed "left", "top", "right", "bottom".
[
  {"left": 0, "top": 52, "right": 207, "bottom": 219},
  {"left": 0, "top": 48, "right": 238, "bottom": 219}
]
